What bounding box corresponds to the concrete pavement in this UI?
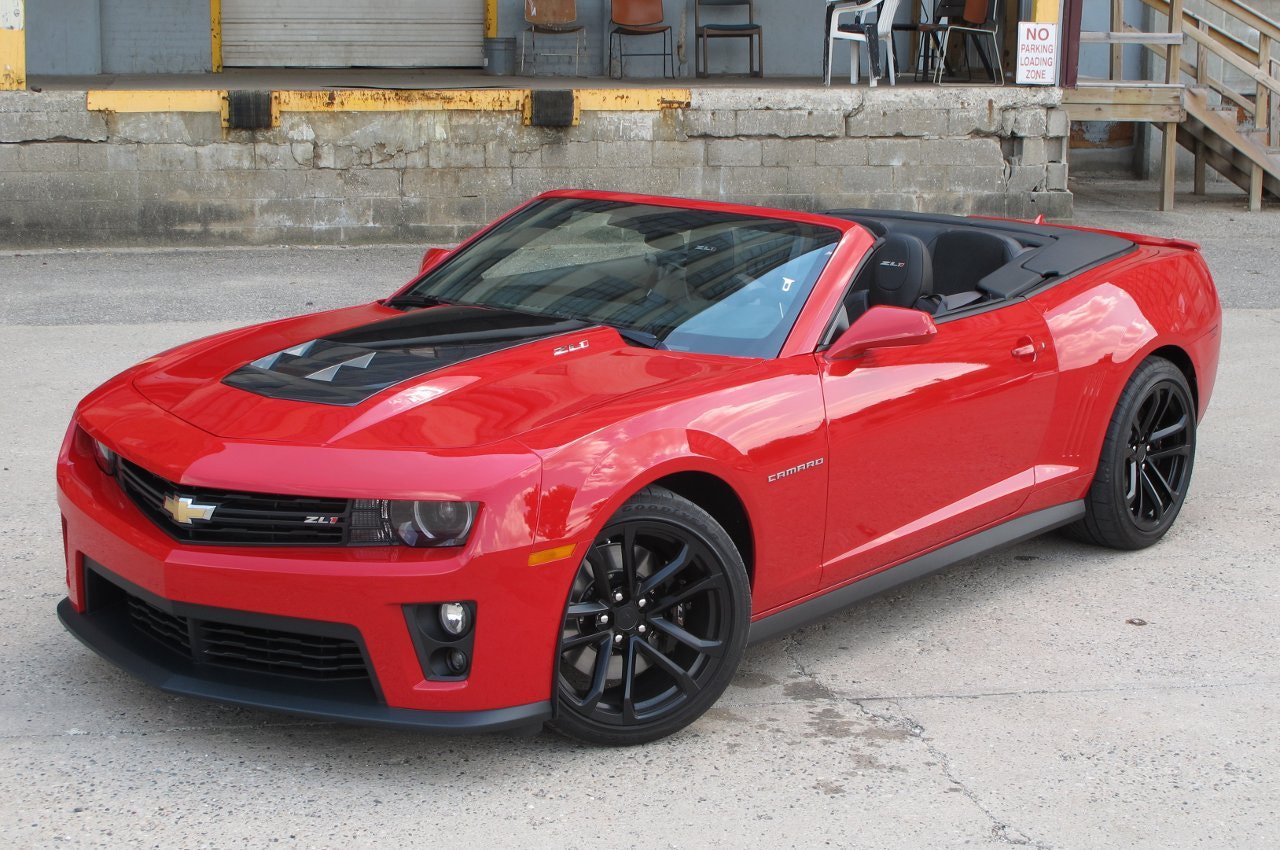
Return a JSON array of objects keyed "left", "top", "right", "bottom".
[{"left": 0, "top": 182, "right": 1276, "bottom": 849}]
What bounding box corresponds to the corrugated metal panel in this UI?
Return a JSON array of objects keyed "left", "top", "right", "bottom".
[{"left": 222, "top": 0, "right": 483, "bottom": 68}]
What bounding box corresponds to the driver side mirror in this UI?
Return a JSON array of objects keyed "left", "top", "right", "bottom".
[
  {"left": 825, "top": 305, "right": 937, "bottom": 361},
  {"left": 419, "top": 247, "right": 451, "bottom": 274}
]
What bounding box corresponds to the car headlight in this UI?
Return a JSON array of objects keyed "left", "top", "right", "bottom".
[
  {"left": 93, "top": 438, "right": 117, "bottom": 475},
  {"left": 349, "top": 499, "right": 478, "bottom": 548}
]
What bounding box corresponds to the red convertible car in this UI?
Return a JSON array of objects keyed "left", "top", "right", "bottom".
[{"left": 57, "top": 190, "right": 1220, "bottom": 745}]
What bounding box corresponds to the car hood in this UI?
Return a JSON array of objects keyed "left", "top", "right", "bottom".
[{"left": 131, "top": 303, "right": 747, "bottom": 450}]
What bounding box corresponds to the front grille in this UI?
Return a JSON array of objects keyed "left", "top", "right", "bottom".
[
  {"left": 115, "top": 581, "right": 370, "bottom": 682},
  {"left": 200, "top": 621, "right": 369, "bottom": 679},
  {"left": 126, "top": 594, "right": 191, "bottom": 655},
  {"left": 117, "top": 459, "right": 350, "bottom": 546}
]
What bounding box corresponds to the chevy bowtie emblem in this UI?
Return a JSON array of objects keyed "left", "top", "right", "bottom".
[{"left": 163, "top": 494, "right": 217, "bottom": 524}]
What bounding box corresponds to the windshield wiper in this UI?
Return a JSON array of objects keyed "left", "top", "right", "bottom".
[
  {"left": 385, "top": 293, "right": 455, "bottom": 309},
  {"left": 610, "top": 326, "right": 666, "bottom": 350}
]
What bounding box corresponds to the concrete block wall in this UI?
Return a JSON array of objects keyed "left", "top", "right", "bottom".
[{"left": 0, "top": 87, "right": 1071, "bottom": 248}]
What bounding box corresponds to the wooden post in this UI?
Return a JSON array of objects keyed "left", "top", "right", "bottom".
[
  {"left": 1159, "top": 0, "right": 1184, "bottom": 211},
  {"left": 1193, "top": 19, "right": 1207, "bottom": 194},
  {"left": 1257, "top": 34, "right": 1271, "bottom": 149},
  {"left": 1111, "top": 0, "right": 1124, "bottom": 81},
  {"left": 1249, "top": 163, "right": 1263, "bottom": 212},
  {"left": 1166, "top": 0, "right": 1182, "bottom": 86},
  {"left": 1160, "top": 121, "right": 1178, "bottom": 210}
]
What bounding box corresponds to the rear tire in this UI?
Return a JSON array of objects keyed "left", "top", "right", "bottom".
[
  {"left": 1070, "top": 357, "right": 1196, "bottom": 550},
  {"left": 549, "top": 486, "right": 750, "bottom": 746}
]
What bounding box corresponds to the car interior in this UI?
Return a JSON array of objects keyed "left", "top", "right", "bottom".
[{"left": 822, "top": 209, "right": 1136, "bottom": 344}]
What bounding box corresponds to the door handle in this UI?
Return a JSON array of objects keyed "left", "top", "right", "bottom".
[{"left": 1011, "top": 337, "right": 1041, "bottom": 361}]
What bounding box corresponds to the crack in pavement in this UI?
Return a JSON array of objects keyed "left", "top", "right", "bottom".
[
  {"left": 781, "top": 634, "right": 1057, "bottom": 850},
  {"left": 850, "top": 696, "right": 1058, "bottom": 850}
]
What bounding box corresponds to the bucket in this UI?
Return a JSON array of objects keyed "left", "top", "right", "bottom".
[{"left": 482, "top": 37, "right": 517, "bottom": 76}]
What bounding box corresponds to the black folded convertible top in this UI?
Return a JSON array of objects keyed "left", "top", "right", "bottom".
[{"left": 824, "top": 208, "right": 1136, "bottom": 300}]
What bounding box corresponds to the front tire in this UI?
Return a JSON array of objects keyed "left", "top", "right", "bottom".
[
  {"left": 1071, "top": 356, "right": 1197, "bottom": 549},
  {"left": 550, "top": 486, "right": 751, "bottom": 746}
]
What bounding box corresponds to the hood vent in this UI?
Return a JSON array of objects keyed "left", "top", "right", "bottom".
[{"left": 223, "top": 305, "right": 584, "bottom": 406}]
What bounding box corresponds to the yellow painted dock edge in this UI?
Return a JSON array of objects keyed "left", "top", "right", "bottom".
[
  {"left": 86, "top": 87, "right": 692, "bottom": 128},
  {"left": 210, "top": 0, "right": 222, "bottom": 73},
  {"left": 0, "top": 0, "right": 25, "bottom": 91}
]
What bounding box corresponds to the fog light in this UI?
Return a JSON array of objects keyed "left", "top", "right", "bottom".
[
  {"left": 446, "top": 648, "right": 469, "bottom": 675},
  {"left": 439, "top": 602, "right": 471, "bottom": 637}
]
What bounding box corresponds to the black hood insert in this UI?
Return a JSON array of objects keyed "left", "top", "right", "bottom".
[{"left": 223, "top": 305, "right": 586, "bottom": 406}]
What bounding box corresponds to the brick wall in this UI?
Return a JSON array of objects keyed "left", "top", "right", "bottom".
[{"left": 0, "top": 87, "right": 1071, "bottom": 248}]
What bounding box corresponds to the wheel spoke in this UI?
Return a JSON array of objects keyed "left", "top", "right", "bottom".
[
  {"left": 638, "top": 542, "right": 692, "bottom": 596},
  {"left": 1149, "top": 415, "right": 1188, "bottom": 444},
  {"left": 650, "top": 572, "right": 727, "bottom": 614},
  {"left": 649, "top": 616, "right": 725, "bottom": 657},
  {"left": 561, "top": 631, "right": 604, "bottom": 651},
  {"left": 635, "top": 639, "right": 698, "bottom": 695},
  {"left": 1146, "top": 461, "right": 1180, "bottom": 501},
  {"left": 1149, "top": 386, "right": 1174, "bottom": 433},
  {"left": 578, "top": 633, "right": 614, "bottom": 712},
  {"left": 621, "top": 524, "right": 639, "bottom": 596},
  {"left": 567, "top": 600, "right": 609, "bottom": 618},
  {"left": 1148, "top": 445, "right": 1190, "bottom": 462},
  {"left": 1140, "top": 468, "right": 1166, "bottom": 515},
  {"left": 1137, "top": 390, "right": 1162, "bottom": 437},
  {"left": 620, "top": 636, "right": 638, "bottom": 721},
  {"left": 588, "top": 553, "right": 614, "bottom": 603},
  {"left": 1125, "top": 459, "right": 1139, "bottom": 505}
]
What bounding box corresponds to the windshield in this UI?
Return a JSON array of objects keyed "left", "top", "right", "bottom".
[{"left": 394, "top": 198, "right": 841, "bottom": 358}]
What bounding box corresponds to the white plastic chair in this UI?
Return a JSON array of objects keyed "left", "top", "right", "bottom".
[{"left": 823, "top": 0, "right": 900, "bottom": 87}]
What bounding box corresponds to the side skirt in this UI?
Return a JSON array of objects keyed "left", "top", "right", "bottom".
[{"left": 748, "top": 501, "right": 1085, "bottom": 645}]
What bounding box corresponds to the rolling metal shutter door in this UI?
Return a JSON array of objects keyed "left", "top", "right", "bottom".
[{"left": 222, "top": 0, "right": 483, "bottom": 68}]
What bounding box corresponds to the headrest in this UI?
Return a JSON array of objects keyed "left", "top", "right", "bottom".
[{"left": 869, "top": 233, "right": 932, "bottom": 308}]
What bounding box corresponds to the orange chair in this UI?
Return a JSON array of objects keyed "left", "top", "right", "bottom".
[
  {"left": 609, "top": 0, "right": 675, "bottom": 78},
  {"left": 520, "top": 0, "right": 588, "bottom": 75}
]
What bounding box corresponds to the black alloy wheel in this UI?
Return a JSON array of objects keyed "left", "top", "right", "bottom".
[
  {"left": 550, "top": 486, "right": 750, "bottom": 745},
  {"left": 1071, "top": 356, "right": 1197, "bottom": 549}
]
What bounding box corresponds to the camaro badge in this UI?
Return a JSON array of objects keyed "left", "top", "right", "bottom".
[
  {"left": 767, "top": 458, "right": 824, "bottom": 483},
  {"left": 163, "top": 494, "right": 217, "bottom": 524}
]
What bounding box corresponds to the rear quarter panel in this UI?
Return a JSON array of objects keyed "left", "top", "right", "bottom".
[{"left": 1026, "top": 244, "right": 1221, "bottom": 509}]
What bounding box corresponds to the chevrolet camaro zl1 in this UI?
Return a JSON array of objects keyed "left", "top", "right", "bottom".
[{"left": 57, "top": 190, "right": 1221, "bottom": 745}]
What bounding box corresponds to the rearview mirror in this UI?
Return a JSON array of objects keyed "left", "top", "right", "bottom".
[
  {"left": 419, "top": 247, "right": 451, "bottom": 274},
  {"left": 825, "top": 305, "right": 937, "bottom": 361}
]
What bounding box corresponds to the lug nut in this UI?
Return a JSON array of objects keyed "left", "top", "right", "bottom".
[
  {"left": 637, "top": 624, "right": 647, "bottom": 634},
  {"left": 614, "top": 591, "right": 624, "bottom": 602},
  {"left": 598, "top": 614, "right": 609, "bottom": 625},
  {"left": 614, "top": 633, "right": 624, "bottom": 644},
  {"left": 637, "top": 598, "right": 647, "bottom": 609}
]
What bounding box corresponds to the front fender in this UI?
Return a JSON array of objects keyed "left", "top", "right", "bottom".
[{"left": 525, "top": 360, "right": 830, "bottom": 614}]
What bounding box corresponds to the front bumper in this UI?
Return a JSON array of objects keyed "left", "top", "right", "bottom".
[
  {"left": 57, "top": 594, "right": 549, "bottom": 733},
  {"left": 57, "top": 392, "right": 583, "bottom": 729}
]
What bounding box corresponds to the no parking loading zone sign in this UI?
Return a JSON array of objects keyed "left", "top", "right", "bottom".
[{"left": 1017, "top": 21, "right": 1059, "bottom": 85}]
